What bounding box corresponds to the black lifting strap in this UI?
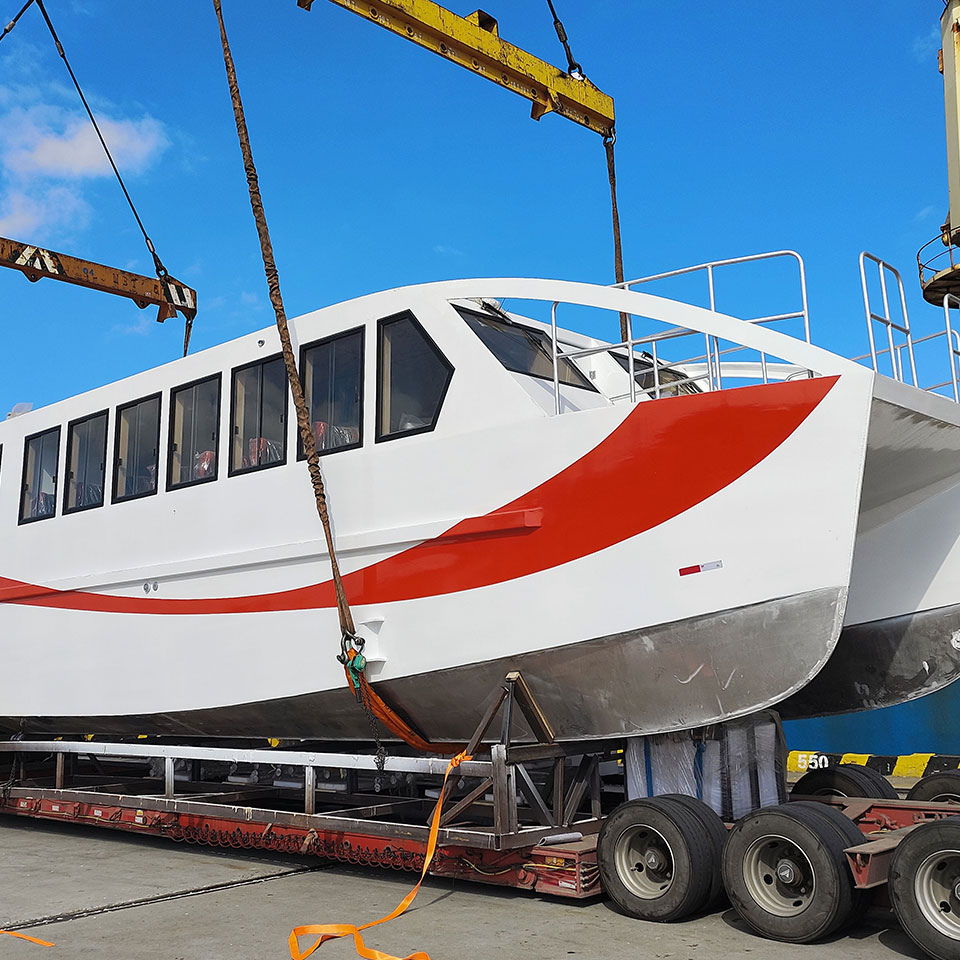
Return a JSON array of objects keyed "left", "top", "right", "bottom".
[
  {"left": 604, "top": 131, "right": 629, "bottom": 343},
  {"left": 544, "top": 1, "right": 628, "bottom": 342}
]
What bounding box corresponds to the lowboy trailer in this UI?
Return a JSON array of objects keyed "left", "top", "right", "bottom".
[{"left": 4, "top": 682, "right": 960, "bottom": 959}]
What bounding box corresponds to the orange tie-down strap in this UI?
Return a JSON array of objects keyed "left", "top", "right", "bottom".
[
  {"left": 0, "top": 931, "right": 54, "bottom": 947},
  {"left": 343, "top": 654, "right": 434, "bottom": 754},
  {"left": 288, "top": 751, "right": 472, "bottom": 960}
]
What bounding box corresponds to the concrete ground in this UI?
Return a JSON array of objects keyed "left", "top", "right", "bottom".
[{"left": 0, "top": 816, "right": 931, "bottom": 960}]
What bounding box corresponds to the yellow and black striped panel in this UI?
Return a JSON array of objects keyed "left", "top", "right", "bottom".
[{"left": 787, "top": 751, "right": 960, "bottom": 778}]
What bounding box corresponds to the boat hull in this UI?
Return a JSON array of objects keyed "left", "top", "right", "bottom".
[
  {"left": 2, "top": 587, "right": 845, "bottom": 740},
  {"left": 780, "top": 601, "right": 960, "bottom": 720},
  {"left": 782, "top": 384, "right": 960, "bottom": 720}
]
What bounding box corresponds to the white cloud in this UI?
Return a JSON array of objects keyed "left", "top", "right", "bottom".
[
  {"left": 0, "top": 185, "right": 89, "bottom": 235},
  {"left": 433, "top": 243, "right": 464, "bottom": 256},
  {"left": 914, "top": 204, "right": 937, "bottom": 223},
  {"left": 0, "top": 55, "right": 170, "bottom": 239},
  {"left": 110, "top": 313, "right": 154, "bottom": 337},
  {"left": 1, "top": 106, "right": 168, "bottom": 179},
  {"left": 913, "top": 26, "right": 941, "bottom": 63}
]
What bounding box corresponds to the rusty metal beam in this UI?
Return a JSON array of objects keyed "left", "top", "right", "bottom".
[
  {"left": 297, "top": 0, "right": 615, "bottom": 135},
  {"left": 0, "top": 235, "right": 197, "bottom": 324}
]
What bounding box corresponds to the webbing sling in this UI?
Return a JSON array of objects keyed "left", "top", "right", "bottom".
[{"left": 288, "top": 751, "right": 472, "bottom": 960}]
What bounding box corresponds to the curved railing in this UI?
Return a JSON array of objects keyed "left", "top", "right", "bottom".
[{"left": 546, "top": 251, "right": 815, "bottom": 414}]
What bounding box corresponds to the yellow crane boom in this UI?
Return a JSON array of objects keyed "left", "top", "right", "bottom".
[
  {"left": 0, "top": 235, "right": 197, "bottom": 326},
  {"left": 296, "top": 0, "right": 615, "bottom": 135}
]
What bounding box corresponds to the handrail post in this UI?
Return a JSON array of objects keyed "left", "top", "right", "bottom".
[
  {"left": 791, "top": 252, "right": 812, "bottom": 344},
  {"left": 651, "top": 339, "right": 661, "bottom": 399},
  {"left": 706, "top": 266, "right": 722, "bottom": 389},
  {"left": 945, "top": 294, "right": 960, "bottom": 403},
  {"left": 897, "top": 271, "right": 919, "bottom": 387},
  {"left": 859, "top": 253, "right": 880, "bottom": 373},
  {"left": 953, "top": 327, "right": 960, "bottom": 403},
  {"left": 627, "top": 312, "right": 636, "bottom": 404},
  {"left": 550, "top": 301, "right": 561, "bottom": 416},
  {"left": 878, "top": 266, "right": 899, "bottom": 381}
]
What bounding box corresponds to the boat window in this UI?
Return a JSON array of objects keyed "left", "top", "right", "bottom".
[
  {"left": 611, "top": 352, "right": 701, "bottom": 397},
  {"left": 456, "top": 306, "right": 595, "bottom": 391},
  {"left": 114, "top": 394, "right": 161, "bottom": 502},
  {"left": 300, "top": 328, "right": 363, "bottom": 456},
  {"left": 377, "top": 312, "right": 453, "bottom": 441},
  {"left": 64, "top": 410, "right": 108, "bottom": 513},
  {"left": 19, "top": 426, "right": 60, "bottom": 524},
  {"left": 168, "top": 375, "right": 221, "bottom": 490},
  {"left": 230, "top": 356, "right": 287, "bottom": 474}
]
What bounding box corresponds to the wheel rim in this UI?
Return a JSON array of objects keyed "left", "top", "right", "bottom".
[
  {"left": 613, "top": 823, "right": 675, "bottom": 900},
  {"left": 914, "top": 849, "right": 960, "bottom": 939},
  {"left": 927, "top": 792, "right": 960, "bottom": 805},
  {"left": 742, "top": 834, "right": 816, "bottom": 917}
]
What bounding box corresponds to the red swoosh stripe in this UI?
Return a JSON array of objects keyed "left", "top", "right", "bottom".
[{"left": 0, "top": 377, "right": 838, "bottom": 614}]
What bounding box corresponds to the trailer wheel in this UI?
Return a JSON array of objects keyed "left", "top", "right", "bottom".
[
  {"left": 908, "top": 772, "right": 960, "bottom": 805},
  {"left": 658, "top": 794, "right": 728, "bottom": 907},
  {"left": 890, "top": 816, "right": 960, "bottom": 960},
  {"left": 598, "top": 797, "right": 714, "bottom": 921},
  {"left": 787, "top": 800, "right": 870, "bottom": 923},
  {"left": 791, "top": 763, "right": 897, "bottom": 800},
  {"left": 722, "top": 803, "right": 859, "bottom": 942}
]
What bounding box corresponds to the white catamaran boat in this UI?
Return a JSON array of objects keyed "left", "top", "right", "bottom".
[{"left": 3, "top": 254, "right": 960, "bottom": 741}]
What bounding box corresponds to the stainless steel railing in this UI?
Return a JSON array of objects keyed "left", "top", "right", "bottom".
[
  {"left": 859, "top": 252, "right": 917, "bottom": 385},
  {"left": 549, "top": 251, "right": 812, "bottom": 414},
  {"left": 858, "top": 252, "right": 960, "bottom": 401}
]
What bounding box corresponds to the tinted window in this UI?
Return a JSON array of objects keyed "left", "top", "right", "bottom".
[
  {"left": 301, "top": 329, "right": 363, "bottom": 455},
  {"left": 457, "top": 307, "right": 594, "bottom": 390},
  {"left": 20, "top": 426, "right": 59, "bottom": 523},
  {"left": 377, "top": 313, "right": 453, "bottom": 440},
  {"left": 65, "top": 411, "right": 107, "bottom": 513},
  {"left": 168, "top": 375, "right": 220, "bottom": 489},
  {"left": 114, "top": 394, "right": 161, "bottom": 502},
  {"left": 231, "top": 356, "right": 287, "bottom": 473},
  {"left": 612, "top": 352, "right": 701, "bottom": 397}
]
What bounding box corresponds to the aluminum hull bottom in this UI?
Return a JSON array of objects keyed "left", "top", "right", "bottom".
[
  {"left": 3, "top": 587, "right": 844, "bottom": 741},
  {"left": 779, "top": 601, "right": 960, "bottom": 720}
]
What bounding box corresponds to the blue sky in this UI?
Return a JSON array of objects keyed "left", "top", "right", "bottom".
[{"left": 0, "top": 1, "right": 950, "bottom": 414}]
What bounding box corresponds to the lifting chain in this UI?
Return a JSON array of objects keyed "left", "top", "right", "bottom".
[{"left": 345, "top": 649, "right": 387, "bottom": 788}]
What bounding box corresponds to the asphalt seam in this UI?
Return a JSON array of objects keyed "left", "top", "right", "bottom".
[{"left": 2, "top": 864, "right": 331, "bottom": 931}]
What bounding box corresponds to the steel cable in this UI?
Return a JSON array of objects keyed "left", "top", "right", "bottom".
[
  {"left": 0, "top": 0, "right": 34, "bottom": 44},
  {"left": 33, "top": 0, "right": 169, "bottom": 280}
]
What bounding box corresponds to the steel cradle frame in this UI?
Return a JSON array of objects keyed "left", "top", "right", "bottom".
[{"left": 0, "top": 673, "right": 607, "bottom": 899}]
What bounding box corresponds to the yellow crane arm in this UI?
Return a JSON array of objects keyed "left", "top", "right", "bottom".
[
  {"left": 297, "top": 0, "right": 615, "bottom": 135},
  {"left": 0, "top": 235, "right": 197, "bottom": 324}
]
